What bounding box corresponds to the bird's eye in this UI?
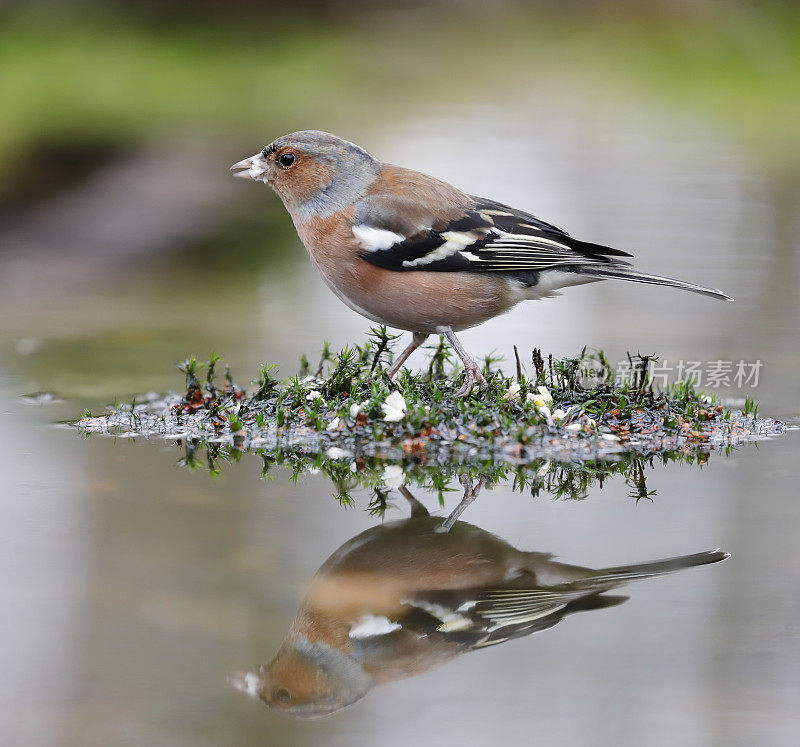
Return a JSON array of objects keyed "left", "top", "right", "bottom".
[
  {"left": 278, "top": 152, "right": 296, "bottom": 168},
  {"left": 274, "top": 687, "right": 291, "bottom": 704}
]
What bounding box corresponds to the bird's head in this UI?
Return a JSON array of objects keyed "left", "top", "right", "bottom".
[
  {"left": 230, "top": 130, "right": 380, "bottom": 219},
  {"left": 228, "top": 635, "right": 372, "bottom": 719}
]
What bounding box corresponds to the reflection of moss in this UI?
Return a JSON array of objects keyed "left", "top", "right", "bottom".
[
  {"left": 1, "top": 3, "right": 799, "bottom": 182},
  {"left": 178, "top": 438, "right": 714, "bottom": 509}
]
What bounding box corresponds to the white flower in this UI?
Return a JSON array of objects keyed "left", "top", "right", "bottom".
[
  {"left": 584, "top": 416, "right": 596, "bottom": 429},
  {"left": 503, "top": 383, "right": 522, "bottom": 402},
  {"left": 382, "top": 391, "right": 407, "bottom": 422},
  {"left": 307, "top": 466, "right": 320, "bottom": 475},
  {"left": 536, "top": 461, "right": 551, "bottom": 477},
  {"left": 349, "top": 402, "right": 363, "bottom": 418},
  {"left": 540, "top": 405, "right": 571, "bottom": 427},
  {"left": 325, "top": 446, "right": 352, "bottom": 460},
  {"left": 382, "top": 464, "right": 405, "bottom": 489},
  {"left": 326, "top": 417, "right": 340, "bottom": 431},
  {"left": 306, "top": 390, "right": 323, "bottom": 402},
  {"left": 565, "top": 423, "right": 582, "bottom": 432},
  {"left": 531, "top": 387, "right": 553, "bottom": 408}
]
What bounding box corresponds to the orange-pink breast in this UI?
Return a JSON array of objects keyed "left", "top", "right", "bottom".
[{"left": 296, "top": 209, "right": 518, "bottom": 333}]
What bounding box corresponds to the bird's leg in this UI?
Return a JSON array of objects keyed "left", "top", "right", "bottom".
[
  {"left": 441, "top": 327, "right": 488, "bottom": 397},
  {"left": 398, "top": 485, "right": 430, "bottom": 518},
  {"left": 439, "top": 475, "right": 485, "bottom": 532},
  {"left": 386, "top": 332, "right": 428, "bottom": 379}
]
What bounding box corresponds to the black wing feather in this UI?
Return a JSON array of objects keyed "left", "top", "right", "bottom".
[{"left": 357, "top": 197, "right": 632, "bottom": 275}]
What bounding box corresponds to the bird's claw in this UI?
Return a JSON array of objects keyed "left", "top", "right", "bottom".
[{"left": 454, "top": 361, "right": 488, "bottom": 398}]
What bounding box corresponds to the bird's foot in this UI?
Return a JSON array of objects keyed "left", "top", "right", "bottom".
[
  {"left": 440, "top": 327, "right": 488, "bottom": 398},
  {"left": 385, "top": 359, "right": 402, "bottom": 379},
  {"left": 454, "top": 359, "right": 488, "bottom": 398},
  {"left": 385, "top": 333, "right": 428, "bottom": 379}
]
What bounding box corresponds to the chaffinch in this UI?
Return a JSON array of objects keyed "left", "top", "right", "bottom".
[
  {"left": 229, "top": 487, "right": 728, "bottom": 718},
  {"left": 231, "top": 131, "right": 732, "bottom": 396}
]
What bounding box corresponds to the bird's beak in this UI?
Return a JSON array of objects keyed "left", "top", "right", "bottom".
[
  {"left": 230, "top": 157, "right": 254, "bottom": 179},
  {"left": 230, "top": 153, "right": 269, "bottom": 182}
]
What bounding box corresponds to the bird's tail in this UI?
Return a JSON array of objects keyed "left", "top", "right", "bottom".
[
  {"left": 576, "top": 266, "right": 733, "bottom": 301},
  {"left": 571, "top": 549, "right": 730, "bottom": 592}
]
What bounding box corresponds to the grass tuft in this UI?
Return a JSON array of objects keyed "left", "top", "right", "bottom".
[{"left": 74, "top": 329, "right": 783, "bottom": 485}]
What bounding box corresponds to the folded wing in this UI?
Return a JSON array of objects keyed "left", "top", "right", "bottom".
[{"left": 354, "top": 196, "right": 632, "bottom": 274}]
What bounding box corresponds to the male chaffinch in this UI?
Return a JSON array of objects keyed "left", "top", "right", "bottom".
[
  {"left": 229, "top": 487, "right": 728, "bottom": 718},
  {"left": 231, "top": 131, "right": 732, "bottom": 396}
]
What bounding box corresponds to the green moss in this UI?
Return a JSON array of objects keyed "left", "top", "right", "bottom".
[{"left": 75, "top": 328, "right": 783, "bottom": 478}]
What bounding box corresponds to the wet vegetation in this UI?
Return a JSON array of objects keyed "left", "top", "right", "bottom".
[
  {"left": 177, "top": 439, "right": 723, "bottom": 511},
  {"left": 75, "top": 329, "right": 784, "bottom": 503}
]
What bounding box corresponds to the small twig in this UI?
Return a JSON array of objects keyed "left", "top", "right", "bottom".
[{"left": 513, "top": 345, "right": 523, "bottom": 384}]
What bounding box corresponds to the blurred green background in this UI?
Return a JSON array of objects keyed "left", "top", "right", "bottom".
[{"left": 2, "top": 0, "right": 799, "bottom": 184}]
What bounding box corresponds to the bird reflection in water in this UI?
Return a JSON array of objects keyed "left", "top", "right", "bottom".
[{"left": 230, "top": 478, "right": 728, "bottom": 718}]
